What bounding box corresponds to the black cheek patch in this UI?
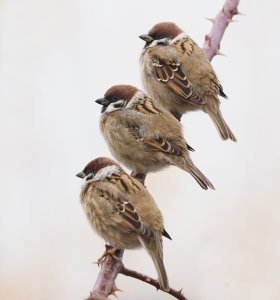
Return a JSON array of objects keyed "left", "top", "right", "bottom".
[
  {"left": 144, "top": 42, "right": 150, "bottom": 48},
  {"left": 114, "top": 102, "right": 124, "bottom": 108},
  {"left": 101, "top": 105, "right": 107, "bottom": 113}
]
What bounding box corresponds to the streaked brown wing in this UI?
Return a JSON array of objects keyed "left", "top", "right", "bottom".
[
  {"left": 153, "top": 59, "right": 206, "bottom": 105},
  {"left": 114, "top": 198, "right": 155, "bottom": 239},
  {"left": 132, "top": 96, "right": 162, "bottom": 115},
  {"left": 108, "top": 172, "right": 141, "bottom": 194},
  {"left": 97, "top": 183, "right": 155, "bottom": 239},
  {"left": 209, "top": 72, "right": 228, "bottom": 98},
  {"left": 145, "top": 136, "right": 183, "bottom": 156},
  {"left": 172, "top": 37, "right": 195, "bottom": 56}
]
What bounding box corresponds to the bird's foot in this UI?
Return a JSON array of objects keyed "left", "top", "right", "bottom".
[{"left": 96, "top": 245, "right": 121, "bottom": 266}]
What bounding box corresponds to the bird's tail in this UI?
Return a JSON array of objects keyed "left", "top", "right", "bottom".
[
  {"left": 207, "top": 107, "right": 237, "bottom": 142},
  {"left": 144, "top": 239, "right": 169, "bottom": 291},
  {"left": 151, "top": 252, "right": 169, "bottom": 291},
  {"left": 189, "top": 165, "right": 215, "bottom": 190},
  {"left": 173, "top": 155, "right": 215, "bottom": 190}
]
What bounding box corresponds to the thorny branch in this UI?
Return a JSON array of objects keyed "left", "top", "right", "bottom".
[
  {"left": 87, "top": 0, "right": 241, "bottom": 299},
  {"left": 87, "top": 245, "right": 188, "bottom": 300},
  {"left": 87, "top": 247, "right": 124, "bottom": 300},
  {"left": 120, "top": 267, "right": 188, "bottom": 300},
  {"left": 203, "top": 0, "right": 241, "bottom": 61}
]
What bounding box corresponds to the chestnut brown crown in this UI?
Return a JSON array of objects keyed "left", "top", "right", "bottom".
[
  {"left": 76, "top": 157, "right": 120, "bottom": 179},
  {"left": 104, "top": 85, "right": 138, "bottom": 102},
  {"left": 148, "top": 22, "right": 183, "bottom": 40}
]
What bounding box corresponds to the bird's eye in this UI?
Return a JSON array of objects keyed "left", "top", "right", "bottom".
[
  {"left": 154, "top": 35, "right": 163, "bottom": 40},
  {"left": 113, "top": 96, "right": 119, "bottom": 101},
  {"left": 157, "top": 41, "right": 167, "bottom": 46}
]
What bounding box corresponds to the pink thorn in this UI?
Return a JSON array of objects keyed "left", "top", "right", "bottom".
[
  {"left": 206, "top": 17, "right": 215, "bottom": 24},
  {"left": 236, "top": 10, "right": 246, "bottom": 16},
  {"left": 216, "top": 50, "right": 226, "bottom": 56},
  {"left": 227, "top": 18, "right": 238, "bottom": 23}
]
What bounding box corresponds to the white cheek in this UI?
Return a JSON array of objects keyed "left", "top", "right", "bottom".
[
  {"left": 146, "top": 38, "right": 171, "bottom": 48},
  {"left": 81, "top": 175, "right": 94, "bottom": 188},
  {"left": 103, "top": 100, "right": 126, "bottom": 114},
  {"left": 93, "top": 165, "right": 119, "bottom": 181},
  {"left": 81, "top": 180, "right": 88, "bottom": 189},
  {"left": 80, "top": 166, "right": 120, "bottom": 188},
  {"left": 105, "top": 103, "right": 118, "bottom": 113}
]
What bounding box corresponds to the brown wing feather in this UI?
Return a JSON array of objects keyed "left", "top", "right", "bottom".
[
  {"left": 153, "top": 59, "right": 206, "bottom": 105},
  {"left": 173, "top": 37, "right": 195, "bottom": 56},
  {"left": 97, "top": 180, "right": 155, "bottom": 239},
  {"left": 108, "top": 172, "right": 141, "bottom": 193},
  {"left": 145, "top": 136, "right": 183, "bottom": 156},
  {"left": 132, "top": 96, "right": 162, "bottom": 115}
]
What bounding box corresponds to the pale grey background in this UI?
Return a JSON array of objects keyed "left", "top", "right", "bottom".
[{"left": 1, "top": 0, "right": 280, "bottom": 299}]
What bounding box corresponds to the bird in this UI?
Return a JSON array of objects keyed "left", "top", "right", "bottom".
[
  {"left": 76, "top": 157, "right": 171, "bottom": 291},
  {"left": 139, "top": 22, "right": 236, "bottom": 142},
  {"left": 95, "top": 84, "right": 214, "bottom": 190}
]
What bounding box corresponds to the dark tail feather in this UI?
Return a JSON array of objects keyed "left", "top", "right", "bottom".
[
  {"left": 189, "top": 166, "right": 215, "bottom": 190},
  {"left": 209, "top": 109, "right": 237, "bottom": 142},
  {"left": 186, "top": 143, "right": 195, "bottom": 152},
  {"left": 162, "top": 228, "right": 172, "bottom": 240},
  {"left": 150, "top": 253, "right": 169, "bottom": 291},
  {"left": 144, "top": 238, "right": 169, "bottom": 291}
]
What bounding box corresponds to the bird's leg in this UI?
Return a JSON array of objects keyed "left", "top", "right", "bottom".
[
  {"left": 106, "top": 246, "right": 122, "bottom": 261},
  {"left": 96, "top": 249, "right": 108, "bottom": 266},
  {"left": 97, "top": 245, "right": 122, "bottom": 266},
  {"left": 130, "top": 171, "right": 147, "bottom": 185}
]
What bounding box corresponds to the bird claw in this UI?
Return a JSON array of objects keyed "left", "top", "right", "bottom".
[
  {"left": 96, "top": 246, "right": 121, "bottom": 266},
  {"left": 96, "top": 253, "right": 106, "bottom": 266},
  {"left": 107, "top": 247, "right": 121, "bottom": 261}
]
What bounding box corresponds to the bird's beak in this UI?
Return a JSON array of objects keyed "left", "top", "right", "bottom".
[
  {"left": 139, "top": 34, "right": 154, "bottom": 43},
  {"left": 95, "top": 97, "right": 110, "bottom": 113},
  {"left": 76, "top": 172, "right": 86, "bottom": 179},
  {"left": 95, "top": 98, "right": 109, "bottom": 106}
]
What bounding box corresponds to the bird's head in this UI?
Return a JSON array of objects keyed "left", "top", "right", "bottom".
[
  {"left": 139, "top": 22, "right": 183, "bottom": 48},
  {"left": 95, "top": 85, "right": 138, "bottom": 113},
  {"left": 76, "top": 157, "right": 120, "bottom": 182}
]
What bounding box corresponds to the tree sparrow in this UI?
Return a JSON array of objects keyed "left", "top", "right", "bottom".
[
  {"left": 95, "top": 85, "right": 214, "bottom": 190},
  {"left": 139, "top": 22, "right": 236, "bottom": 142},
  {"left": 76, "top": 157, "right": 171, "bottom": 291}
]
